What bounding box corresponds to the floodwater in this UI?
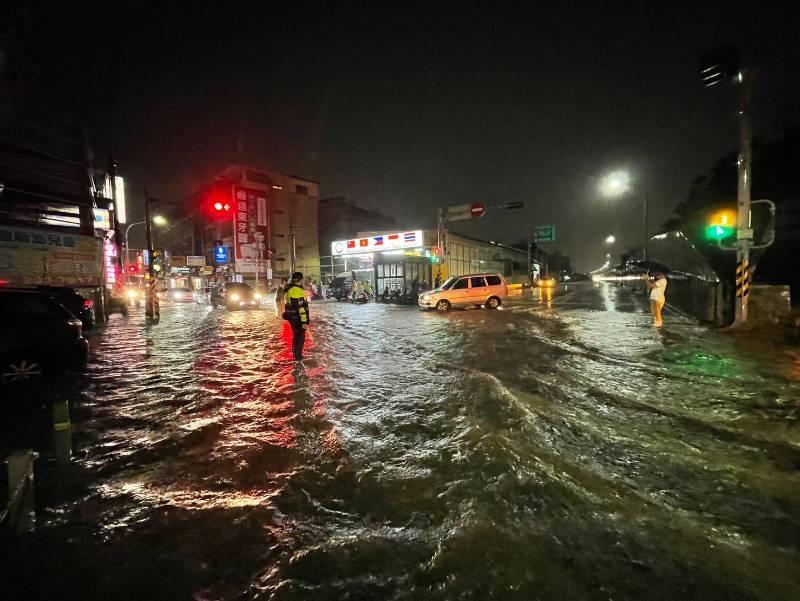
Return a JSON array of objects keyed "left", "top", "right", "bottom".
[{"left": 6, "top": 283, "right": 800, "bottom": 601}]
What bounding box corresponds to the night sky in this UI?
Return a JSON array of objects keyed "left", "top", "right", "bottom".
[{"left": 22, "top": 1, "right": 800, "bottom": 270}]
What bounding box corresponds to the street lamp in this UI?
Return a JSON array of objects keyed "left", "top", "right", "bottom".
[
  {"left": 605, "top": 235, "right": 616, "bottom": 244},
  {"left": 598, "top": 170, "right": 648, "bottom": 261},
  {"left": 124, "top": 216, "right": 167, "bottom": 272}
]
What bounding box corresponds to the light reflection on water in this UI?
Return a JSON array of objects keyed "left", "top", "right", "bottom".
[{"left": 11, "top": 288, "right": 800, "bottom": 601}]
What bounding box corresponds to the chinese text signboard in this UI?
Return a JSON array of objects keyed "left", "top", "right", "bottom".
[
  {"left": 0, "top": 226, "right": 103, "bottom": 287},
  {"left": 233, "top": 186, "right": 268, "bottom": 273}
]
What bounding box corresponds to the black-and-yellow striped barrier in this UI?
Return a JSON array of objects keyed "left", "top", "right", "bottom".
[{"left": 735, "top": 260, "right": 750, "bottom": 298}]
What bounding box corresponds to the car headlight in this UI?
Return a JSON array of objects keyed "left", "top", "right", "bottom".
[
  {"left": 230, "top": 293, "right": 240, "bottom": 301},
  {"left": 126, "top": 290, "right": 137, "bottom": 298}
]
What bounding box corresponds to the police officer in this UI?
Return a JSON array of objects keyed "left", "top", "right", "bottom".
[{"left": 283, "top": 271, "right": 310, "bottom": 360}]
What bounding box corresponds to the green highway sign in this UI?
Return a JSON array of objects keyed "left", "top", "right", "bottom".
[{"left": 533, "top": 225, "right": 556, "bottom": 242}]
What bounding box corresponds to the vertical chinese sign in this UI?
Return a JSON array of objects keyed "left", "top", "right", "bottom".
[{"left": 233, "top": 186, "right": 269, "bottom": 274}]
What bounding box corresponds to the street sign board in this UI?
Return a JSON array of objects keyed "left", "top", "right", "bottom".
[
  {"left": 470, "top": 202, "right": 486, "bottom": 218},
  {"left": 443, "top": 203, "right": 486, "bottom": 222},
  {"left": 533, "top": 225, "right": 556, "bottom": 243},
  {"left": 186, "top": 255, "right": 206, "bottom": 267},
  {"left": 331, "top": 230, "right": 423, "bottom": 256},
  {"left": 214, "top": 245, "right": 229, "bottom": 264}
]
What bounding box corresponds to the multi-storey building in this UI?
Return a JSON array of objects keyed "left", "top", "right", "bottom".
[{"left": 197, "top": 164, "right": 320, "bottom": 284}]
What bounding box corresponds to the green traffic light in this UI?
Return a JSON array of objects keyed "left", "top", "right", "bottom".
[{"left": 705, "top": 224, "right": 735, "bottom": 241}]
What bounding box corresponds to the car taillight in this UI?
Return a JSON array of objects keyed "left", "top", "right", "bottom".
[{"left": 83, "top": 299, "right": 93, "bottom": 308}]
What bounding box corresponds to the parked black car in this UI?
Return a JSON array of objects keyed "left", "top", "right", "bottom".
[
  {"left": 34, "top": 285, "right": 96, "bottom": 329},
  {"left": 0, "top": 289, "right": 89, "bottom": 387},
  {"left": 210, "top": 282, "right": 261, "bottom": 310}
]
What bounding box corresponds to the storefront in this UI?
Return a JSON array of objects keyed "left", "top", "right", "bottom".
[
  {"left": 329, "top": 230, "right": 437, "bottom": 294},
  {"left": 375, "top": 250, "right": 432, "bottom": 294},
  {"left": 327, "top": 228, "right": 535, "bottom": 293}
]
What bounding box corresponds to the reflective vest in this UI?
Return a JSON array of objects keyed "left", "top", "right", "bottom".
[{"left": 283, "top": 284, "right": 309, "bottom": 324}]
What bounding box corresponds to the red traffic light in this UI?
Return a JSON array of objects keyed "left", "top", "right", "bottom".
[{"left": 202, "top": 184, "right": 234, "bottom": 221}]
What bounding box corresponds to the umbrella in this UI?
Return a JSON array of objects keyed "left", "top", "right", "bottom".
[{"left": 631, "top": 260, "right": 670, "bottom": 274}]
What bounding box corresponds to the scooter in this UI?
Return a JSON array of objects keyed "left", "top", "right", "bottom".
[{"left": 350, "top": 290, "right": 372, "bottom": 304}]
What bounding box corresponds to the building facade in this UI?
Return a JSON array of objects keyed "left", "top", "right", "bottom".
[
  {"left": 326, "top": 228, "right": 543, "bottom": 294},
  {"left": 199, "top": 164, "right": 320, "bottom": 284}
]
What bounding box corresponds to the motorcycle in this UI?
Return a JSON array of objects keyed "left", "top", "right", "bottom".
[
  {"left": 350, "top": 290, "right": 372, "bottom": 304},
  {"left": 309, "top": 284, "right": 324, "bottom": 301}
]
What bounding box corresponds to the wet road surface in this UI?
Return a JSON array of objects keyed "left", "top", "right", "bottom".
[{"left": 6, "top": 282, "right": 800, "bottom": 600}]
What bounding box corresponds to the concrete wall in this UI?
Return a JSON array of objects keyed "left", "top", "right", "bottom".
[{"left": 748, "top": 285, "right": 792, "bottom": 324}]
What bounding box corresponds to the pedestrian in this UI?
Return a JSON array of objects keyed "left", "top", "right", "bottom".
[
  {"left": 283, "top": 271, "right": 310, "bottom": 360},
  {"left": 643, "top": 270, "right": 667, "bottom": 328}
]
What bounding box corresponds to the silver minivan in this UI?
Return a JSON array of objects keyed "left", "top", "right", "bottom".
[{"left": 418, "top": 273, "right": 508, "bottom": 311}]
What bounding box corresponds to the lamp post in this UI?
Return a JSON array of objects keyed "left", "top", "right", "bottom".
[
  {"left": 123, "top": 215, "right": 167, "bottom": 281},
  {"left": 598, "top": 170, "right": 648, "bottom": 261}
]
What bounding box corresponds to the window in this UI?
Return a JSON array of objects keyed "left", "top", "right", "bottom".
[
  {"left": 486, "top": 275, "right": 502, "bottom": 286},
  {"left": 452, "top": 278, "right": 468, "bottom": 290},
  {"left": 470, "top": 277, "right": 486, "bottom": 288},
  {"left": 295, "top": 184, "right": 309, "bottom": 195}
]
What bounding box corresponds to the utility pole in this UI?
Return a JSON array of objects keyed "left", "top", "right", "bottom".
[
  {"left": 254, "top": 232, "right": 264, "bottom": 287},
  {"left": 734, "top": 69, "right": 754, "bottom": 325},
  {"left": 289, "top": 222, "right": 298, "bottom": 273},
  {"left": 699, "top": 44, "right": 754, "bottom": 326}
]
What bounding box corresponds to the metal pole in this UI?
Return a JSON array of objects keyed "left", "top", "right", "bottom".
[
  {"left": 527, "top": 232, "right": 532, "bottom": 288},
  {"left": 144, "top": 188, "right": 155, "bottom": 320},
  {"left": 642, "top": 191, "right": 648, "bottom": 261},
  {"left": 734, "top": 69, "right": 754, "bottom": 326},
  {"left": 289, "top": 223, "right": 297, "bottom": 273},
  {"left": 124, "top": 220, "right": 145, "bottom": 282},
  {"left": 254, "top": 232, "right": 264, "bottom": 287}
]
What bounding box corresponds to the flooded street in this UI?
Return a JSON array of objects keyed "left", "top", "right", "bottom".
[{"left": 7, "top": 282, "right": 800, "bottom": 601}]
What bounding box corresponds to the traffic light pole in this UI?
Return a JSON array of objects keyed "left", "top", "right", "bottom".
[{"left": 734, "top": 70, "right": 754, "bottom": 326}]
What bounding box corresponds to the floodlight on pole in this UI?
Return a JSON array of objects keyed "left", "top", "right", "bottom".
[
  {"left": 597, "top": 169, "right": 648, "bottom": 260},
  {"left": 605, "top": 235, "right": 616, "bottom": 244},
  {"left": 599, "top": 170, "right": 631, "bottom": 198}
]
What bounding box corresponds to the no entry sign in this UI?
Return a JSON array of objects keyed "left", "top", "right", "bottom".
[
  {"left": 470, "top": 202, "right": 486, "bottom": 218},
  {"left": 445, "top": 202, "right": 487, "bottom": 221}
]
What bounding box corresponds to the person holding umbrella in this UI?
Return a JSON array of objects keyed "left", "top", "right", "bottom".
[{"left": 643, "top": 270, "right": 668, "bottom": 328}]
